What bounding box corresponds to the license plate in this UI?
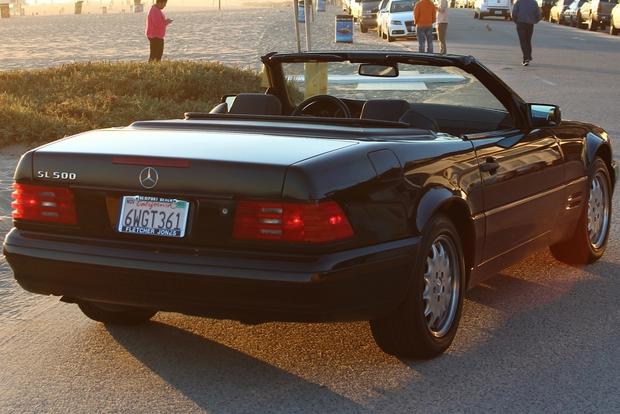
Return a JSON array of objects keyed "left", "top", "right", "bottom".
[
  {"left": 494, "top": 10, "right": 502, "bottom": 15},
  {"left": 118, "top": 195, "right": 189, "bottom": 238}
]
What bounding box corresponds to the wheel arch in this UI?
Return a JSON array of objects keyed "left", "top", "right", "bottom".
[
  {"left": 415, "top": 188, "right": 476, "bottom": 284},
  {"left": 586, "top": 132, "right": 615, "bottom": 185}
]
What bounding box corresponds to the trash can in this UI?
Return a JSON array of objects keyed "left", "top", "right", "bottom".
[
  {"left": 335, "top": 15, "right": 353, "bottom": 43},
  {"left": 0, "top": 3, "right": 10, "bottom": 18},
  {"left": 74, "top": 1, "right": 83, "bottom": 15},
  {"left": 298, "top": 0, "right": 305, "bottom": 23},
  {"left": 317, "top": 0, "right": 326, "bottom": 12}
]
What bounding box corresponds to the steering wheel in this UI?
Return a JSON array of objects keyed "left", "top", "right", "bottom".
[{"left": 291, "top": 95, "right": 352, "bottom": 118}]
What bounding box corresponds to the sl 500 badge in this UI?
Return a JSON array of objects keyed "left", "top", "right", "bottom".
[{"left": 36, "top": 171, "right": 77, "bottom": 180}]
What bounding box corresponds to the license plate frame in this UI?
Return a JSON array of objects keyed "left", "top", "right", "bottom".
[{"left": 117, "top": 195, "right": 190, "bottom": 238}]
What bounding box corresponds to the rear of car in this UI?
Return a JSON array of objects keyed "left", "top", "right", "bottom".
[
  {"left": 3, "top": 126, "right": 417, "bottom": 323},
  {"left": 474, "top": 0, "right": 512, "bottom": 18},
  {"left": 550, "top": 0, "right": 571, "bottom": 22},
  {"left": 594, "top": 0, "right": 618, "bottom": 28},
  {"left": 356, "top": 0, "right": 381, "bottom": 32},
  {"left": 580, "top": 0, "right": 617, "bottom": 29},
  {"left": 611, "top": 3, "right": 620, "bottom": 33},
  {"left": 564, "top": 0, "right": 586, "bottom": 25}
]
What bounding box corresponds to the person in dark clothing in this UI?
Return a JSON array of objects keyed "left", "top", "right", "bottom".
[{"left": 511, "top": 0, "right": 541, "bottom": 66}]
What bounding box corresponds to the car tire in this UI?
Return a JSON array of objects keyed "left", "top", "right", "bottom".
[
  {"left": 78, "top": 301, "right": 157, "bottom": 325},
  {"left": 361, "top": 24, "right": 368, "bottom": 33},
  {"left": 479, "top": 13, "right": 484, "bottom": 19},
  {"left": 611, "top": 23, "right": 619, "bottom": 35},
  {"left": 576, "top": 13, "right": 584, "bottom": 28},
  {"left": 550, "top": 157, "right": 612, "bottom": 265},
  {"left": 387, "top": 34, "right": 394, "bottom": 42},
  {"left": 370, "top": 214, "right": 465, "bottom": 358},
  {"left": 587, "top": 16, "right": 598, "bottom": 31}
]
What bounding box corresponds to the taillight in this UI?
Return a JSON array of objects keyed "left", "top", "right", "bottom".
[
  {"left": 233, "top": 200, "right": 354, "bottom": 243},
  {"left": 11, "top": 183, "right": 77, "bottom": 225}
]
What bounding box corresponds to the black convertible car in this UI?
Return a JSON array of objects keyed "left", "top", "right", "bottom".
[{"left": 3, "top": 51, "right": 616, "bottom": 358}]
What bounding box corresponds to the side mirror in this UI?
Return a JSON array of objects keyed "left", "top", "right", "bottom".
[{"left": 529, "top": 103, "right": 561, "bottom": 127}]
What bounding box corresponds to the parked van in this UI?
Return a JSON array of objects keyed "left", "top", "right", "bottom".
[{"left": 474, "top": 0, "right": 512, "bottom": 19}]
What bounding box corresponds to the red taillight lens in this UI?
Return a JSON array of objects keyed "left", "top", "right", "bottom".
[
  {"left": 233, "top": 201, "right": 354, "bottom": 243},
  {"left": 11, "top": 183, "right": 77, "bottom": 225}
]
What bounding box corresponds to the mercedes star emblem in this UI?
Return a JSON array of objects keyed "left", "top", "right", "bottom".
[{"left": 139, "top": 167, "right": 159, "bottom": 189}]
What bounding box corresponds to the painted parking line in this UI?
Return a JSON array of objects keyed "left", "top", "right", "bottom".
[{"left": 532, "top": 75, "right": 557, "bottom": 86}]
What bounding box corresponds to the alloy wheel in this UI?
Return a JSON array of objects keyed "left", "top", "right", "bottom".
[
  {"left": 422, "top": 234, "right": 461, "bottom": 338},
  {"left": 587, "top": 171, "right": 610, "bottom": 249}
]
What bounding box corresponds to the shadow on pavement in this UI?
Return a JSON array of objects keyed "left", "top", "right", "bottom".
[
  {"left": 106, "top": 251, "right": 620, "bottom": 412},
  {"left": 108, "top": 321, "right": 365, "bottom": 413}
]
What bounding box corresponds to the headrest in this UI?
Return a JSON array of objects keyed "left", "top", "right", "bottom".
[
  {"left": 228, "top": 93, "right": 282, "bottom": 116},
  {"left": 360, "top": 99, "right": 411, "bottom": 122}
]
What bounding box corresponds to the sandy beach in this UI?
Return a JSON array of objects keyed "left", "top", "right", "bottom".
[{"left": 1, "top": 5, "right": 404, "bottom": 72}]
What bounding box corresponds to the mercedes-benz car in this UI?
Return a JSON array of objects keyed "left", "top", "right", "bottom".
[{"left": 3, "top": 51, "right": 616, "bottom": 359}]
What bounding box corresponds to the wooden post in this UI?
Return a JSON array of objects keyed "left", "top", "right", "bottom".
[
  {"left": 304, "top": 0, "right": 311, "bottom": 51},
  {"left": 293, "top": 0, "right": 302, "bottom": 53}
]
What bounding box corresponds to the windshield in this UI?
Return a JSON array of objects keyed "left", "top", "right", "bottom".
[
  {"left": 391, "top": 1, "right": 415, "bottom": 12},
  {"left": 282, "top": 61, "right": 508, "bottom": 112}
]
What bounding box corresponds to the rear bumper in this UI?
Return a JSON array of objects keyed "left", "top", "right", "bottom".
[
  {"left": 359, "top": 16, "right": 377, "bottom": 27},
  {"left": 3, "top": 229, "right": 418, "bottom": 323},
  {"left": 479, "top": 7, "right": 510, "bottom": 15}
]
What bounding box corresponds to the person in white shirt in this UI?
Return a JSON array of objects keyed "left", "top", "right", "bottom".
[{"left": 436, "top": 0, "right": 448, "bottom": 54}]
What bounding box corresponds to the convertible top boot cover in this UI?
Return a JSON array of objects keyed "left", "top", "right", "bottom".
[{"left": 360, "top": 100, "right": 411, "bottom": 122}]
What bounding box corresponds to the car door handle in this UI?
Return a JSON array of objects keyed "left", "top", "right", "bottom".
[{"left": 480, "top": 157, "right": 500, "bottom": 173}]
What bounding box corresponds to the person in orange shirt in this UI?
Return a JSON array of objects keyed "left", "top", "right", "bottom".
[{"left": 414, "top": 0, "right": 437, "bottom": 53}]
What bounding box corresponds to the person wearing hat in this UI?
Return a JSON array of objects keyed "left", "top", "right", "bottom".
[{"left": 146, "top": 0, "right": 173, "bottom": 62}]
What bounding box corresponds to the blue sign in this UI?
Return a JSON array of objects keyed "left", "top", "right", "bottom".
[
  {"left": 298, "top": 2, "right": 305, "bottom": 22},
  {"left": 335, "top": 15, "right": 353, "bottom": 43}
]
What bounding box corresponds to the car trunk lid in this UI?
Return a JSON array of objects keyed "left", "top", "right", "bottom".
[{"left": 33, "top": 128, "right": 357, "bottom": 197}]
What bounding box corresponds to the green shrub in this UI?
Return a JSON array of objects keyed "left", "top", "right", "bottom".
[{"left": 0, "top": 61, "right": 262, "bottom": 147}]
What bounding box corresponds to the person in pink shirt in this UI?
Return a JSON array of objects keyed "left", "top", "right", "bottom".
[{"left": 146, "top": 0, "right": 173, "bottom": 62}]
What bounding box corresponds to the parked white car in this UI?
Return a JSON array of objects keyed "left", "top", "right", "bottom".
[
  {"left": 378, "top": 0, "right": 437, "bottom": 41},
  {"left": 351, "top": 0, "right": 382, "bottom": 32},
  {"left": 473, "top": 0, "right": 512, "bottom": 19},
  {"left": 376, "top": 0, "right": 391, "bottom": 37},
  {"left": 379, "top": 0, "right": 416, "bottom": 41}
]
